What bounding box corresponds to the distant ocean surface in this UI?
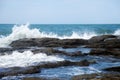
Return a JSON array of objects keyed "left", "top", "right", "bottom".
[{"left": 0, "top": 24, "right": 120, "bottom": 47}]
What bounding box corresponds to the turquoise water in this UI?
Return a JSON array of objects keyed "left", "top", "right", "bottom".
[{"left": 0, "top": 24, "right": 120, "bottom": 36}]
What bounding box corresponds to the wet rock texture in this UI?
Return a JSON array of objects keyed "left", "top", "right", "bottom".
[
  {"left": 0, "top": 35, "right": 120, "bottom": 79},
  {"left": 9, "top": 35, "right": 120, "bottom": 57},
  {"left": 22, "top": 77, "right": 60, "bottom": 80},
  {"left": 72, "top": 73, "right": 120, "bottom": 80},
  {"left": 0, "top": 66, "right": 40, "bottom": 78},
  {"left": 87, "top": 35, "right": 120, "bottom": 48},
  {"left": 10, "top": 38, "right": 88, "bottom": 48},
  {"left": 103, "top": 66, "right": 120, "bottom": 72},
  {"left": 0, "top": 59, "right": 96, "bottom": 78}
]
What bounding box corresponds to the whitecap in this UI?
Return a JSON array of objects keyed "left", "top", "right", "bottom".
[
  {"left": 0, "top": 23, "right": 98, "bottom": 47},
  {"left": 0, "top": 50, "right": 64, "bottom": 68}
]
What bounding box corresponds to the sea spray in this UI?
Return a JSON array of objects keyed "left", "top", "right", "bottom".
[
  {"left": 0, "top": 23, "right": 58, "bottom": 47},
  {"left": 0, "top": 23, "right": 119, "bottom": 47},
  {"left": 0, "top": 50, "right": 64, "bottom": 68},
  {"left": 0, "top": 23, "right": 96, "bottom": 47},
  {"left": 114, "top": 29, "right": 120, "bottom": 35}
]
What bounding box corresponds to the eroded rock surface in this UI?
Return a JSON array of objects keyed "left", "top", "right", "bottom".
[
  {"left": 10, "top": 38, "right": 88, "bottom": 48},
  {"left": 0, "top": 66, "right": 40, "bottom": 78},
  {"left": 72, "top": 73, "right": 120, "bottom": 80}
]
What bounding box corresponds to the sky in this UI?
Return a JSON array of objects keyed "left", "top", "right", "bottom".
[{"left": 0, "top": 0, "right": 120, "bottom": 24}]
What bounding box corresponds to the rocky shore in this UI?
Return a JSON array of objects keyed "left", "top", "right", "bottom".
[{"left": 0, "top": 34, "right": 120, "bottom": 80}]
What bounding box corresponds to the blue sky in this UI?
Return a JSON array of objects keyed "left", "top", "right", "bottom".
[{"left": 0, "top": 0, "right": 120, "bottom": 24}]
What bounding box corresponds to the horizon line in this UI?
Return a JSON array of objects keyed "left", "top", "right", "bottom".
[{"left": 0, "top": 23, "right": 120, "bottom": 25}]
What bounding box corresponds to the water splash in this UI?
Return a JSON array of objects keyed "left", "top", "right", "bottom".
[
  {"left": 0, "top": 23, "right": 119, "bottom": 47},
  {"left": 0, "top": 23, "right": 97, "bottom": 47},
  {"left": 0, "top": 50, "right": 64, "bottom": 68},
  {"left": 114, "top": 29, "right": 120, "bottom": 35}
]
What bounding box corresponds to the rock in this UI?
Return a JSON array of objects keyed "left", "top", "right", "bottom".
[
  {"left": 32, "top": 48, "right": 84, "bottom": 57},
  {"left": 31, "top": 48, "right": 67, "bottom": 55},
  {"left": 89, "top": 48, "right": 111, "bottom": 55},
  {"left": 60, "top": 39, "right": 88, "bottom": 48},
  {"left": 36, "top": 59, "right": 96, "bottom": 69},
  {"left": 0, "top": 66, "right": 40, "bottom": 78},
  {"left": 72, "top": 73, "right": 98, "bottom": 80},
  {"left": 10, "top": 38, "right": 88, "bottom": 48},
  {"left": 0, "top": 59, "right": 96, "bottom": 78},
  {"left": 22, "top": 77, "right": 60, "bottom": 80},
  {"left": 88, "top": 35, "right": 117, "bottom": 44},
  {"left": 88, "top": 38, "right": 120, "bottom": 48},
  {"left": 72, "top": 73, "right": 120, "bottom": 80},
  {"left": 0, "top": 48, "right": 13, "bottom": 55},
  {"left": 103, "top": 38, "right": 120, "bottom": 48},
  {"left": 22, "top": 77, "right": 46, "bottom": 80},
  {"left": 69, "top": 51, "right": 84, "bottom": 56},
  {"left": 89, "top": 48, "right": 120, "bottom": 57},
  {"left": 103, "top": 66, "right": 120, "bottom": 72}
]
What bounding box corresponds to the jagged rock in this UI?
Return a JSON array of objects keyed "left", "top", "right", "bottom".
[
  {"left": 89, "top": 48, "right": 120, "bottom": 57},
  {"left": 0, "top": 60, "right": 95, "bottom": 78},
  {"left": 32, "top": 48, "right": 84, "bottom": 57},
  {"left": 22, "top": 77, "right": 60, "bottom": 80},
  {"left": 10, "top": 38, "right": 88, "bottom": 48},
  {"left": 0, "top": 66, "right": 40, "bottom": 78},
  {"left": 88, "top": 35, "right": 117, "bottom": 44},
  {"left": 103, "top": 66, "right": 120, "bottom": 72},
  {"left": 87, "top": 35, "right": 120, "bottom": 48},
  {"left": 31, "top": 48, "right": 68, "bottom": 55},
  {"left": 72, "top": 73, "right": 120, "bottom": 80},
  {"left": 0, "top": 48, "right": 14, "bottom": 55},
  {"left": 36, "top": 59, "right": 96, "bottom": 69}
]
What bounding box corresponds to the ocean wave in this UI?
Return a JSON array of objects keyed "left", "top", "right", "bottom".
[
  {"left": 113, "top": 29, "right": 120, "bottom": 35},
  {"left": 0, "top": 50, "right": 64, "bottom": 68},
  {"left": 0, "top": 23, "right": 119, "bottom": 47},
  {"left": 0, "top": 23, "right": 96, "bottom": 47}
]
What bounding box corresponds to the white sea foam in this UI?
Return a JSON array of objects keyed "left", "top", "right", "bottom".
[
  {"left": 0, "top": 23, "right": 119, "bottom": 47},
  {"left": 0, "top": 23, "right": 97, "bottom": 47},
  {"left": 0, "top": 50, "right": 64, "bottom": 68},
  {"left": 114, "top": 29, "right": 120, "bottom": 35},
  {"left": 61, "top": 31, "right": 97, "bottom": 39},
  {"left": 0, "top": 23, "right": 58, "bottom": 47}
]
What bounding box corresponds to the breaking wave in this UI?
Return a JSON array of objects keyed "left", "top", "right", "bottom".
[
  {"left": 0, "top": 50, "right": 64, "bottom": 68},
  {"left": 114, "top": 29, "right": 120, "bottom": 35},
  {"left": 0, "top": 23, "right": 119, "bottom": 47}
]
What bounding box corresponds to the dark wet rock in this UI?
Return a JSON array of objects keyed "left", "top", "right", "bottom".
[
  {"left": 88, "top": 35, "right": 117, "bottom": 44},
  {"left": 0, "top": 48, "right": 13, "bottom": 53},
  {"left": 0, "top": 60, "right": 96, "bottom": 78},
  {"left": 31, "top": 48, "right": 67, "bottom": 55},
  {"left": 72, "top": 73, "right": 120, "bottom": 80},
  {"left": 87, "top": 35, "right": 120, "bottom": 48},
  {"left": 10, "top": 38, "right": 88, "bottom": 48},
  {"left": 89, "top": 48, "right": 111, "bottom": 55},
  {"left": 60, "top": 39, "right": 88, "bottom": 48},
  {"left": 10, "top": 35, "right": 120, "bottom": 49},
  {"left": 0, "top": 48, "right": 14, "bottom": 55},
  {"left": 22, "top": 77, "right": 47, "bottom": 80},
  {"left": 103, "top": 38, "right": 120, "bottom": 48},
  {"left": 0, "top": 66, "right": 40, "bottom": 78},
  {"left": 68, "top": 51, "right": 84, "bottom": 56},
  {"left": 103, "top": 66, "right": 120, "bottom": 72},
  {"left": 89, "top": 48, "right": 120, "bottom": 57},
  {"left": 32, "top": 48, "right": 84, "bottom": 57},
  {"left": 22, "top": 77, "right": 60, "bottom": 80},
  {"left": 36, "top": 59, "right": 96, "bottom": 69},
  {"left": 72, "top": 73, "right": 98, "bottom": 80}
]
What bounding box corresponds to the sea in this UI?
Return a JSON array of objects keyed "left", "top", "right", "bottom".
[
  {"left": 0, "top": 23, "right": 120, "bottom": 47},
  {"left": 0, "top": 24, "right": 120, "bottom": 80}
]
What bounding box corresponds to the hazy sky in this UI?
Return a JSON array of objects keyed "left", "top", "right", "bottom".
[{"left": 0, "top": 0, "right": 120, "bottom": 24}]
